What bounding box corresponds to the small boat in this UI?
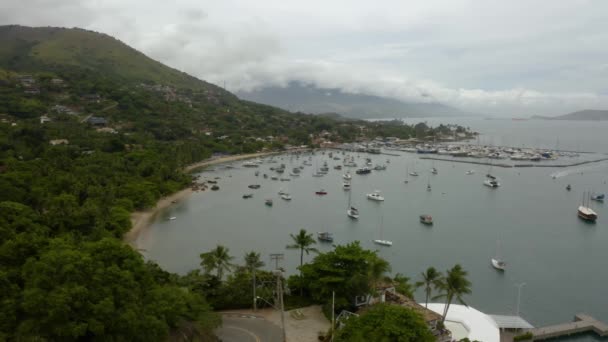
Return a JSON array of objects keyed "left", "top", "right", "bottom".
[
  {"left": 374, "top": 164, "right": 387, "bottom": 171},
  {"left": 465, "top": 170, "right": 475, "bottom": 175},
  {"left": 207, "top": 180, "right": 218, "bottom": 184},
  {"left": 373, "top": 215, "right": 391, "bottom": 246},
  {"left": 265, "top": 199, "right": 273, "bottom": 206},
  {"left": 334, "top": 165, "right": 342, "bottom": 170},
  {"left": 431, "top": 167, "right": 438, "bottom": 175},
  {"left": 343, "top": 173, "right": 352, "bottom": 180},
  {"left": 255, "top": 171, "right": 259, "bottom": 176},
  {"left": 591, "top": 194, "right": 605, "bottom": 202},
  {"left": 343, "top": 182, "right": 351, "bottom": 190},
  {"left": 271, "top": 176, "right": 278, "bottom": 180},
  {"left": 347, "top": 206, "right": 359, "bottom": 219},
  {"left": 263, "top": 174, "right": 268, "bottom": 179},
  {"left": 280, "top": 178, "right": 291, "bottom": 181},
  {"left": 373, "top": 239, "right": 392, "bottom": 246},
  {"left": 566, "top": 184, "right": 571, "bottom": 191},
  {"left": 242, "top": 161, "right": 259, "bottom": 168},
  {"left": 419, "top": 215, "right": 433, "bottom": 225},
  {"left": 427, "top": 183, "right": 431, "bottom": 192},
  {"left": 211, "top": 185, "right": 220, "bottom": 191},
  {"left": 317, "top": 232, "right": 334, "bottom": 242},
  {"left": 281, "top": 193, "right": 292, "bottom": 201},
  {"left": 312, "top": 172, "right": 324, "bottom": 177},
  {"left": 491, "top": 240, "right": 506, "bottom": 271},
  {"left": 486, "top": 174, "right": 496, "bottom": 180},
  {"left": 248, "top": 184, "right": 261, "bottom": 189},
  {"left": 491, "top": 258, "right": 506, "bottom": 271},
  {"left": 356, "top": 167, "right": 372, "bottom": 175},
  {"left": 315, "top": 189, "right": 328, "bottom": 195},
  {"left": 367, "top": 190, "right": 384, "bottom": 201},
  {"left": 484, "top": 179, "right": 500, "bottom": 188},
  {"left": 242, "top": 194, "right": 253, "bottom": 199},
  {"left": 169, "top": 216, "right": 177, "bottom": 220},
  {"left": 409, "top": 172, "right": 419, "bottom": 177}
]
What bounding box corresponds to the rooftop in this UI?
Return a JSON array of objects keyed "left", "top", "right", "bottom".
[{"left": 427, "top": 303, "right": 500, "bottom": 342}]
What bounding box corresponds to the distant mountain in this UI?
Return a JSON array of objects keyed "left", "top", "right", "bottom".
[
  {"left": 236, "top": 82, "right": 468, "bottom": 119},
  {"left": 532, "top": 109, "right": 608, "bottom": 121}
]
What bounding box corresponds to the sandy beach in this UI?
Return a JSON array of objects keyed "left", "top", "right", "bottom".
[{"left": 125, "top": 151, "right": 281, "bottom": 246}]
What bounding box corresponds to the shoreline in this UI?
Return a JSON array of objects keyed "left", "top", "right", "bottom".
[{"left": 125, "top": 150, "right": 283, "bottom": 246}]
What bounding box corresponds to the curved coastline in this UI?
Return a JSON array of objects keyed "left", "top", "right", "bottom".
[{"left": 125, "top": 151, "right": 280, "bottom": 246}]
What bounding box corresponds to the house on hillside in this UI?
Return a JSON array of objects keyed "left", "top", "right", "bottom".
[
  {"left": 40, "top": 115, "right": 52, "bottom": 124},
  {"left": 87, "top": 116, "right": 107, "bottom": 126},
  {"left": 49, "top": 139, "right": 69, "bottom": 146},
  {"left": 83, "top": 94, "right": 101, "bottom": 103}
]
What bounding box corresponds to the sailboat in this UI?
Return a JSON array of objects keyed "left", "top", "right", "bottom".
[
  {"left": 427, "top": 176, "right": 432, "bottom": 192},
  {"left": 409, "top": 162, "right": 419, "bottom": 177},
  {"left": 373, "top": 214, "right": 392, "bottom": 246},
  {"left": 491, "top": 239, "right": 506, "bottom": 271},
  {"left": 578, "top": 191, "right": 598, "bottom": 222},
  {"left": 404, "top": 165, "right": 409, "bottom": 184},
  {"left": 346, "top": 187, "right": 359, "bottom": 219}
]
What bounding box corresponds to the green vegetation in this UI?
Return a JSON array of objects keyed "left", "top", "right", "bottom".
[
  {"left": 0, "top": 25, "right": 475, "bottom": 340},
  {"left": 286, "top": 228, "right": 319, "bottom": 274},
  {"left": 433, "top": 264, "right": 473, "bottom": 323},
  {"left": 513, "top": 331, "right": 534, "bottom": 341},
  {"left": 334, "top": 303, "right": 435, "bottom": 342},
  {"left": 415, "top": 266, "right": 443, "bottom": 308}
]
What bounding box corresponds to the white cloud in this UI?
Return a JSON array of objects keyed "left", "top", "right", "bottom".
[{"left": 1, "top": 0, "right": 607, "bottom": 115}]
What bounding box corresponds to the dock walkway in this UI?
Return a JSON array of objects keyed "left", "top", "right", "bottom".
[{"left": 529, "top": 313, "right": 608, "bottom": 340}]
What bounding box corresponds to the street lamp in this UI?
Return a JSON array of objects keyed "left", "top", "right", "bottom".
[{"left": 515, "top": 283, "right": 526, "bottom": 316}]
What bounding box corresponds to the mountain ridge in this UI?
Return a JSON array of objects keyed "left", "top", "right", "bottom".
[
  {"left": 236, "top": 82, "right": 469, "bottom": 119},
  {"left": 532, "top": 109, "right": 608, "bottom": 121}
]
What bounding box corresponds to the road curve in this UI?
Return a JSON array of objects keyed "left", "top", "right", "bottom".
[{"left": 216, "top": 314, "right": 283, "bottom": 342}]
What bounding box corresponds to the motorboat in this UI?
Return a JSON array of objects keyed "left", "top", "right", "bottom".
[
  {"left": 483, "top": 179, "right": 500, "bottom": 188},
  {"left": 409, "top": 171, "right": 419, "bottom": 177},
  {"left": 373, "top": 239, "right": 393, "bottom": 246},
  {"left": 343, "top": 173, "right": 352, "bottom": 180},
  {"left": 334, "top": 165, "right": 342, "bottom": 170},
  {"left": 248, "top": 184, "right": 261, "bottom": 189},
  {"left": 465, "top": 170, "right": 475, "bottom": 175},
  {"left": 420, "top": 215, "right": 433, "bottom": 225},
  {"left": 242, "top": 194, "right": 253, "bottom": 199},
  {"left": 374, "top": 164, "right": 387, "bottom": 171},
  {"left": 169, "top": 216, "right": 177, "bottom": 220},
  {"left": 211, "top": 185, "right": 220, "bottom": 191},
  {"left": 317, "top": 232, "right": 334, "bottom": 242},
  {"left": 343, "top": 182, "right": 351, "bottom": 190},
  {"left": 242, "top": 161, "right": 259, "bottom": 168},
  {"left": 280, "top": 193, "right": 292, "bottom": 201},
  {"left": 315, "top": 189, "right": 328, "bottom": 195},
  {"left": 265, "top": 199, "right": 273, "bottom": 206},
  {"left": 367, "top": 190, "right": 384, "bottom": 201},
  {"left": 356, "top": 167, "right": 372, "bottom": 175},
  {"left": 566, "top": 184, "right": 571, "bottom": 191},
  {"left": 591, "top": 193, "right": 605, "bottom": 202}
]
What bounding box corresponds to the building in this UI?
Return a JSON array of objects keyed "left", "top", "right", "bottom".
[
  {"left": 40, "top": 115, "right": 52, "bottom": 124},
  {"left": 49, "top": 139, "right": 69, "bottom": 146},
  {"left": 426, "top": 303, "right": 500, "bottom": 342},
  {"left": 87, "top": 116, "right": 107, "bottom": 126}
]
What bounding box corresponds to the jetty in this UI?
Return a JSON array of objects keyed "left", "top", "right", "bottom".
[
  {"left": 419, "top": 156, "right": 608, "bottom": 169},
  {"left": 528, "top": 313, "right": 608, "bottom": 340}
]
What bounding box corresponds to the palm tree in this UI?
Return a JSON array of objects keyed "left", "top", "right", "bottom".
[
  {"left": 244, "top": 251, "right": 265, "bottom": 271},
  {"left": 286, "top": 229, "right": 318, "bottom": 274},
  {"left": 433, "top": 264, "right": 472, "bottom": 323},
  {"left": 415, "top": 267, "right": 442, "bottom": 308},
  {"left": 200, "top": 245, "right": 234, "bottom": 279},
  {"left": 368, "top": 257, "right": 391, "bottom": 292}
]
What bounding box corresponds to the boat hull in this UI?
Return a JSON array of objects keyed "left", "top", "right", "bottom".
[
  {"left": 373, "top": 239, "right": 393, "bottom": 246},
  {"left": 491, "top": 258, "right": 506, "bottom": 271}
]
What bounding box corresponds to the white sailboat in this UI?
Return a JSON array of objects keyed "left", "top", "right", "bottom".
[
  {"left": 404, "top": 165, "right": 409, "bottom": 184},
  {"left": 491, "top": 239, "right": 506, "bottom": 271},
  {"left": 373, "top": 214, "right": 392, "bottom": 246}
]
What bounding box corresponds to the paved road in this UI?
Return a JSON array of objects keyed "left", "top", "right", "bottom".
[{"left": 216, "top": 314, "right": 283, "bottom": 342}]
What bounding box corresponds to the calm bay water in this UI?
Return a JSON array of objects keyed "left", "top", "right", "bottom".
[{"left": 137, "top": 118, "right": 608, "bottom": 337}]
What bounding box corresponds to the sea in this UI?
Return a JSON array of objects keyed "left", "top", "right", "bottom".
[{"left": 136, "top": 117, "right": 608, "bottom": 341}]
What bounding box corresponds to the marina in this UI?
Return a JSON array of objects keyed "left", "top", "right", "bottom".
[{"left": 136, "top": 119, "right": 608, "bottom": 335}]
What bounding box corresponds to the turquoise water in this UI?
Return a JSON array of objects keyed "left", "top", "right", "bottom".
[{"left": 137, "top": 118, "right": 608, "bottom": 335}]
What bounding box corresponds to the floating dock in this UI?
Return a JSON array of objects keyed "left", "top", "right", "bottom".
[{"left": 528, "top": 313, "right": 608, "bottom": 340}]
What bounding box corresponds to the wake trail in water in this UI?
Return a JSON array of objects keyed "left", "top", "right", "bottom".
[{"left": 550, "top": 160, "right": 608, "bottom": 178}]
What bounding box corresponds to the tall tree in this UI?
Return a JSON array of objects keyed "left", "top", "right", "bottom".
[
  {"left": 200, "top": 245, "right": 234, "bottom": 279},
  {"left": 368, "top": 256, "right": 391, "bottom": 292},
  {"left": 433, "top": 264, "right": 472, "bottom": 323},
  {"left": 244, "top": 251, "right": 265, "bottom": 271},
  {"left": 286, "top": 229, "right": 318, "bottom": 274},
  {"left": 415, "top": 267, "right": 442, "bottom": 308}
]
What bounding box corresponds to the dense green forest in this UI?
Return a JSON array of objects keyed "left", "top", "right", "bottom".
[{"left": 0, "top": 25, "right": 473, "bottom": 340}]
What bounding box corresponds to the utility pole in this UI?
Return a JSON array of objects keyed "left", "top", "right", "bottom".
[
  {"left": 270, "top": 253, "right": 284, "bottom": 271},
  {"left": 515, "top": 283, "right": 526, "bottom": 316},
  {"left": 276, "top": 270, "right": 287, "bottom": 342}
]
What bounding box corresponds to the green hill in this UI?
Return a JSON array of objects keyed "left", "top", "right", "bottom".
[{"left": 0, "top": 25, "right": 227, "bottom": 93}]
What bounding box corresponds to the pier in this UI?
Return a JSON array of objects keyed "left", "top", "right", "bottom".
[
  {"left": 528, "top": 313, "right": 608, "bottom": 340},
  {"left": 418, "top": 156, "right": 608, "bottom": 169}
]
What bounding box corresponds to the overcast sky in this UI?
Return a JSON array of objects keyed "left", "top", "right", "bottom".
[{"left": 2, "top": 0, "right": 608, "bottom": 115}]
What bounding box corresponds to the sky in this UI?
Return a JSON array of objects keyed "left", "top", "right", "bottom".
[{"left": 2, "top": 0, "right": 608, "bottom": 115}]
